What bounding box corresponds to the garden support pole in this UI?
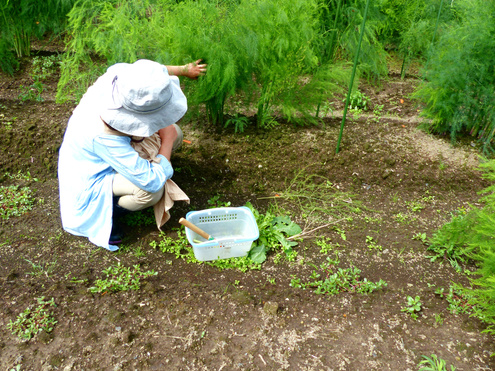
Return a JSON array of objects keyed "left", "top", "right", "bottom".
[{"left": 336, "top": 0, "right": 371, "bottom": 154}]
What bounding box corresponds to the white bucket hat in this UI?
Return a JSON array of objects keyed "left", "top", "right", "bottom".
[{"left": 100, "top": 59, "right": 187, "bottom": 137}]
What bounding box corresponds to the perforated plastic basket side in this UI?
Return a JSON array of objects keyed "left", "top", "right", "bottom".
[{"left": 184, "top": 207, "right": 259, "bottom": 261}]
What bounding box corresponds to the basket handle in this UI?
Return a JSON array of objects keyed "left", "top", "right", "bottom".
[{"left": 179, "top": 218, "right": 213, "bottom": 240}]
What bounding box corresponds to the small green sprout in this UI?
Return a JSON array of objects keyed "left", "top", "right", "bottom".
[
  {"left": 365, "top": 236, "right": 383, "bottom": 251},
  {"left": 401, "top": 295, "right": 422, "bottom": 320},
  {"left": 418, "top": 354, "right": 456, "bottom": 371}
]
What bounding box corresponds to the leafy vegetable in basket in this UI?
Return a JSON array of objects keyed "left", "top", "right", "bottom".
[{"left": 245, "top": 202, "right": 301, "bottom": 264}]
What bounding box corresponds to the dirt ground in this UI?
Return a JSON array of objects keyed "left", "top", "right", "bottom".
[{"left": 0, "top": 48, "right": 494, "bottom": 371}]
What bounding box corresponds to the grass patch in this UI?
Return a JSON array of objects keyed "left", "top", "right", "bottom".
[{"left": 89, "top": 263, "right": 157, "bottom": 294}]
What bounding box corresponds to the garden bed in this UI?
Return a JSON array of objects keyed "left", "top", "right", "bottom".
[{"left": 0, "top": 54, "right": 493, "bottom": 370}]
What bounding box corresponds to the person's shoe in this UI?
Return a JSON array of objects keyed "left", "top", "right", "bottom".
[{"left": 109, "top": 223, "right": 123, "bottom": 245}]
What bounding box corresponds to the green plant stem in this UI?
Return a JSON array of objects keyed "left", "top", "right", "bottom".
[
  {"left": 336, "top": 0, "right": 370, "bottom": 154},
  {"left": 316, "top": 0, "right": 342, "bottom": 119},
  {"left": 328, "top": 0, "right": 342, "bottom": 62},
  {"left": 400, "top": 56, "right": 407, "bottom": 80},
  {"left": 423, "top": 0, "right": 444, "bottom": 77}
]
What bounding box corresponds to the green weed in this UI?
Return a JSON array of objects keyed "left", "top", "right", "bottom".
[
  {"left": 18, "top": 79, "right": 45, "bottom": 102},
  {"left": 418, "top": 354, "right": 456, "bottom": 371},
  {"left": 3, "top": 116, "right": 16, "bottom": 130},
  {"left": 207, "top": 255, "right": 262, "bottom": 272},
  {"left": 412, "top": 232, "right": 428, "bottom": 245},
  {"left": 421, "top": 192, "right": 435, "bottom": 203},
  {"left": 224, "top": 114, "right": 249, "bottom": 133},
  {"left": 266, "top": 277, "right": 276, "bottom": 285},
  {"left": 4, "top": 170, "right": 38, "bottom": 182},
  {"left": 290, "top": 257, "right": 387, "bottom": 296},
  {"left": 316, "top": 238, "right": 339, "bottom": 255},
  {"left": 7, "top": 297, "right": 57, "bottom": 340},
  {"left": 117, "top": 243, "right": 147, "bottom": 258},
  {"left": 150, "top": 229, "right": 195, "bottom": 262},
  {"left": 373, "top": 104, "right": 384, "bottom": 117},
  {"left": 394, "top": 212, "right": 416, "bottom": 224},
  {"left": 89, "top": 263, "right": 157, "bottom": 293},
  {"left": 25, "top": 258, "right": 57, "bottom": 278},
  {"left": 345, "top": 90, "right": 370, "bottom": 111},
  {"left": 407, "top": 200, "right": 425, "bottom": 212},
  {"left": 132, "top": 245, "right": 146, "bottom": 258},
  {"left": 435, "top": 285, "right": 483, "bottom": 319},
  {"left": 333, "top": 227, "right": 347, "bottom": 241},
  {"left": 350, "top": 107, "right": 363, "bottom": 120},
  {"left": 434, "top": 313, "right": 444, "bottom": 326},
  {"left": 364, "top": 216, "right": 381, "bottom": 223},
  {"left": 245, "top": 202, "right": 301, "bottom": 264},
  {"left": 366, "top": 236, "right": 383, "bottom": 251},
  {"left": 0, "top": 185, "right": 35, "bottom": 220},
  {"left": 122, "top": 208, "right": 155, "bottom": 226},
  {"left": 317, "top": 101, "right": 334, "bottom": 119},
  {"left": 401, "top": 295, "right": 422, "bottom": 320},
  {"left": 150, "top": 229, "right": 261, "bottom": 272},
  {"left": 207, "top": 195, "right": 232, "bottom": 208},
  {"left": 31, "top": 55, "right": 61, "bottom": 81}
]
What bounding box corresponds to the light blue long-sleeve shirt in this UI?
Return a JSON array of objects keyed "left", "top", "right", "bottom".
[{"left": 58, "top": 65, "right": 173, "bottom": 251}]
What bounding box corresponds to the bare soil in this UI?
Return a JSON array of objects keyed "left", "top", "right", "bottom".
[{"left": 0, "top": 50, "right": 494, "bottom": 371}]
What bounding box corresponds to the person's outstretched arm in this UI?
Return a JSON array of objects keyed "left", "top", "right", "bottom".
[{"left": 166, "top": 59, "right": 207, "bottom": 79}]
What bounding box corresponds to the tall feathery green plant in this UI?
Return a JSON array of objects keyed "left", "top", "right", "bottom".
[
  {"left": 414, "top": 0, "right": 495, "bottom": 153},
  {"left": 239, "top": 0, "right": 322, "bottom": 127},
  {"left": 316, "top": 0, "right": 344, "bottom": 64},
  {"left": 379, "top": 0, "right": 457, "bottom": 78},
  {"left": 58, "top": 0, "right": 350, "bottom": 129},
  {"left": 57, "top": 0, "right": 160, "bottom": 102},
  {"left": 428, "top": 159, "right": 495, "bottom": 335},
  {"left": 0, "top": 0, "right": 75, "bottom": 75},
  {"left": 155, "top": 0, "right": 253, "bottom": 126},
  {"left": 235, "top": 0, "right": 350, "bottom": 128},
  {"left": 316, "top": 0, "right": 388, "bottom": 81},
  {"left": 180, "top": 0, "right": 350, "bottom": 127}
]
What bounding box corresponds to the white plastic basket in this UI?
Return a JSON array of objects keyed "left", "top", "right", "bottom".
[{"left": 184, "top": 206, "right": 259, "bottom": 261}]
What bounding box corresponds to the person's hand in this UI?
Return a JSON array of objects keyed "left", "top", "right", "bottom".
[{"left": 182, "top": 59, "right": 207, "bottom": 79}]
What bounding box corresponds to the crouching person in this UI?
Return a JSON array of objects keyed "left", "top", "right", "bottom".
[{"left": 58, "top": 59, "right": 206, "bottom": 251}]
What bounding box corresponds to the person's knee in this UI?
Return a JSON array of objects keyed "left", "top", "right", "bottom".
[{"left": 134, "top": 187, "right": 163, "bottom": 208}]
